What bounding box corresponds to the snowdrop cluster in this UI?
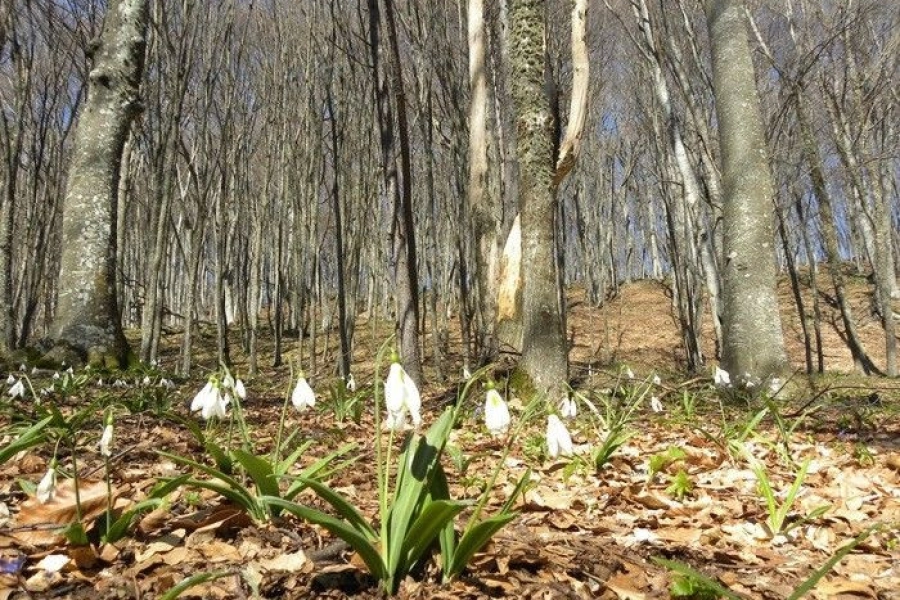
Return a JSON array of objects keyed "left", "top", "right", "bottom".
[
  {"left": 190, "top": 372, "right": 246, "bottom": 420},
  {"left": 559, "top": 395, "right": 577, "bottom": 419},
  {"left": 384, "top": 360, "right": 421, "bottom": 430},
  {"left": 713, "top": 366, "right": 731, "bottom": 387}
]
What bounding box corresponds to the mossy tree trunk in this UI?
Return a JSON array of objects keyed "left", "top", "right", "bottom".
[
  {"left": 48, "top": 0, "right": 149, "bottom": 368},
  {"left": 704, "top": 0, "right": 787, "bottom": 384}
]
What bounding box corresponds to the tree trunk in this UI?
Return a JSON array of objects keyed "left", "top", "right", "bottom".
[
  {"left": 48, "top": 0, "right": 149, "bottom": 368},
  {"left": 509, "top": 0, "right": 568, "bottom": 397},
  {"left": 704, "top": 0, "right": 787, "bottom": 383}
]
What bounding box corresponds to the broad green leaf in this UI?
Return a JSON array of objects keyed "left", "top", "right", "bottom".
[
  {"left": 205, "top": 442, "right": 233, "bottom": 475},
  {"left": 446, "top": 512, "right": 518, "bottom": 578},
  {"left": 401, "top": 499, "right": 468, "bottom": 574},
  {"left": 158, "top": 451, "right": 246, "bottom": 495},
  {"left": 178, "top": 478, "right": 261, "bottom": 519},
  {"left": 232, "top": 449, "right": 279, "bottom": 498},
  {"left": 293, "top": 476, "right": 377, "bottom": 541},
  {"left": 387, "top": 408, "right": 455, "bottom": 575},
  {"left": 285, "top": 442, "right": 358, "bottom": 500},
  {"left": 0, "top": 416, "right": 52, "bottom": 464},
  {"left": 103, "top": 498, "right": 163, "bottom": 542},
  {"left": 260, "top": 496, "right": 386, "bottom": 581}
]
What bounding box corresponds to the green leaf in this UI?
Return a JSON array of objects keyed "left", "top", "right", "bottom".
[
  {"left": 387, "top": 409, "right": 455, "bottom": 576},
  {"left": 785, "top": 527, "right": 875, "bottom": 600},
  {"left": 158, "top": 570, "right": 233, "bottom": 600},
  {"left": 446, "top": 512, "right": 518, "bottom": 578},
  {"left": 178, "top": 477, "right": 261, "bottom": 519},
  {"left": 400, "top": 499, "right": 468, "bottom": 574},
  {"left": 0, "top": 416, "right": 52, "bottom": 465},
  {"left": 232, "top": 449, "right": 279, "bottom": 498},
  {"left": 158, "top": 451, "right": 247, "bottom": 496},
  {"left": 260, "top": 496, "right": 386, "bottom": 581},
  {"left": 293, "top": 476, "right": 377, "bottom": 541},
  {"left": 103, "top": 498, "right": 163, "bottom": 543},
  {"left": 652, "top": 557, "right": 745, "bottom": 600},
  {"left": 274, "top": 440, "right": 312, "bottom": 477},
  {"left": 205, "top": 442, "right": 233, "bottom": 475}
]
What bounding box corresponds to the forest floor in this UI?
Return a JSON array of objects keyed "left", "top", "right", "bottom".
[{"left": 1, "top": 276, "right": 899, "bottom": 599}]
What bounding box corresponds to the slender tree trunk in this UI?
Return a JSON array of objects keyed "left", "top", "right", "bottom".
[
  {"left": 509, "top": 0, "right": 568, "bottom": 397},
  {"left": 48, "top": 0, "right": 149, "bottom": 368},
  {"left": 704, "top": 0, "right": 787, "bottom": 383}
]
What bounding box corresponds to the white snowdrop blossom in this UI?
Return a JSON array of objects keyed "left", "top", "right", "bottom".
[
  {"left": 99, "top": 422, "right": 114, "bottom": 458},
  {"left": 18, "top": 364, "right": 26, "bottom": 372},
  {"left": 346, "top": 373, "right": 356, "bottom": 392},
  {"left": 234, "top": 378, "right": 246, "bottom": 400},
  {"left": 142, "top": 375, "right": 151, "bottom": 386},
  {"left": 462, "top": 366, "right": 472, "bottom": 381},
  {"left": 546, "top": 415, "right": 574, "bottom": 459},
  {"left": 37, "top": 463, "right": 57, "bottom": 504},
  {"left": 384, "top": 361, "right": 422, "bottom": 429},
  {"left": 52, "top": 372, "right": 60, "bottom": 380},
  {"left": 158, "top": 378, "right": 174, "bottom": 389},
  {"left": 650, "top": 395, "right": 664, "bottom": 413},
  {"left": 484, "top": 388, "right": 511, "bottom": 436},
  {"left": 652, "top": 374, "right": 661, "bottom": 385},
  {"left": 713, "top": 366, "right": 731, "bottom": 387},
  {"left": 291, "top": 375, "right": 316, "bottom": 411},
  {"left": 768, "top": 378, "right": 782, "bottom": 395},
  {"left": 113, "top": 379, "right": 127, "bottom": 388},
  {"left": 559, "top": 396, "right": 577, "bottom": 419},
  {"left": 8, "top": 379, "right": 25, "bottom": 398},
  {"left": 624, "top": 367, "right": 635, "bottom": 380},
  {"left": 191, "top": 380, "right": 229, "bottom": 420},
  {"left": 5, "top": 374, "right": 14, "bottom": 385},
  {"left": 66, "top": 366, "right": 74, "bottom": 375}
]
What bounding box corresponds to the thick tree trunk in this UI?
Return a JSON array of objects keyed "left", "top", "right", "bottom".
[
  {"left": 704, "top": 0, "right": 787, "bottom": 383},
  {"left": 48, "top": 0, "right": 149, "bottom": 368},
  {"left": 509, "top": 0, "right": 568, "bottom": 397}
]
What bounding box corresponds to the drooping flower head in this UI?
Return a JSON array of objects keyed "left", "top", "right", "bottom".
[
  {"left": 384, "top": 355, "right": 421, "bottom": 430},
  {"left": 546, "top": 414, "right": 573, "bottom": 459},
  {"left": 37, "top": 460, "right": 57, "bottom": 504},
  {"left": 484, "top": 381, "right": 511, "bottom": 436},
  {"left": 291, "top": 372, "right": 316, "bottom": 411},
  {"left": 8, "top": 378, "right": 25, "bottom": 399},
  {"left": 190, "top": 378, "right": 229, "bottom": 420},
  {"left": 713, "top": 366, "right": 731, "bottom": 387},
  {"left": 559, "top": 395, "right": 577, "bottom": 420},
  {"left": 345, "top": 373, "right": 356, "bottom": 393},
  {"left": 99, "top": 414, "right": 114, "bottom": 458}
]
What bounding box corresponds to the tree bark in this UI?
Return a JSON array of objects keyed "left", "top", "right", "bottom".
[
  {"left": 704, "top": 0, "right": 787, "bottom": 383},
  {"left": 509, "top": 0, "right": 568, "bottom": 397},
  {"left": 48, "top": 0, "right": 149, "bottom": 368}
]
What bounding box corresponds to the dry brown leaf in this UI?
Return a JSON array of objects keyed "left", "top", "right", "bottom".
[
  {"left": 259, "top": 549, "right": 309, "bottom": 572},
  {"left": 604, "top": 572, "right": 647, "bottom": 599},
  {"left": 13, "top": 479, "right": 114, "bottom": 547}
]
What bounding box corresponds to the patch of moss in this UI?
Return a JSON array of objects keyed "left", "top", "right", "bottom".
[{"left": 507, "top": 366, "right": 537, "bottom": 400}]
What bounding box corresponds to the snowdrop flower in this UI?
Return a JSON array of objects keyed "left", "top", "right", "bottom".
[
  {"left": 191, "top": 380, "right": 228, "bottom": 420},
  {"left": 650, "top": 395, "right": 664, "bottom": 413},
  {"left": 234, "top": 378, "right": 246, "bottom": 400},
  {"left": 291, "top": 374, "right": 316, "bottom": 411},
  {"left": 99, "top": 417, "right": 114, "bottom": 458},
  {"left": 546, "top": 415, "right": 573, "bottom": 459},
  {"left": 484, "top": 385, "right": 511, "bottom": 436},
  {"left": 52, "top": 372, "right": 60, "bottom": 380},
  {"left": 18, "top": 364, "right": 26, "bottom": 372},
  {"left": 384, "top": 359, "right": 421, "bottom": 429},
  {"left": 8, "top": 379, "right": 25, "bottom": 398},
  {"left": 30, "top": 367, "right": 37, "bottom": 375},
  {"left": 113, "top": 379, "right": 127, "bottom": 388},
  {"left": 66, "top": 366, "right": 74, "bottom": 375},
  {"left": 713, "top": 366, "right": 731, "bottom": 387},
  {"left": 345, "top": 373, "right": 356, "bottom": 392},
  {"left": 559, "top": 395, "right": 577, "bottom": 419},
  {"left": 768, "top": 377, "right": 782, "bottom": 395},
  {"left": 5, "top": 374, "right": 14, "bottom": 385},
  {"left": 462, "top": 366, "right": 472, "bottom": 381},
  {"left": 37, "top": 461, "right": 57, "bottom": 504},
  {"left": 158, "top": 378, "right": 174, "bottom": 389},
  {"left": 142, "top": 375, "right": 151, "bottom": 386},
  {"left": 624, "top": 367, "right": 635, "bottom": 380},
  {"left": 652, "top": 374, "right": 661, "bottom": 386}
]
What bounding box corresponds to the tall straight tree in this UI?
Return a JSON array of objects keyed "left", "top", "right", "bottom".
[
  {"left": 47, "top": 0, "right": 149, "bottom": 367},
  {"left": 704, "top": 0, "right": 786, "bottom": 383},
  {"left": 508, "top": 0, "right": 567, "bottom": 397}
]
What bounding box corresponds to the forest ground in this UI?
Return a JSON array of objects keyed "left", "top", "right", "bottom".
[{"left": 1, "top": 274, "right": 899, "bottom": 599}]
